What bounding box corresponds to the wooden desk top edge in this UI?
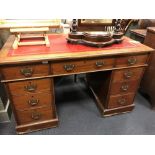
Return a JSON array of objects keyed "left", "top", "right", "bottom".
[{"left": 0, "top": 35, "right": 154, "bottom": 65}]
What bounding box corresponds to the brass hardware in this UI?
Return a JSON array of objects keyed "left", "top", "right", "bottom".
[
  {"left": 127, "top": 57, "right": 137, "bottom": 65},
  {"left": 24, "top": 84, "right": 37, "bottom": 92},
  {"left": 124, "top": 71, "right": 133, "bottom": 79},
  {"left": 28, "top": 99, "right": 39, "bottom": 106},
  {"left": 95, "top": 61, "right": 105, "bottom": 67},
  {"left": 64, "top": 64, "right": 75, "bottom": 71},
  {"left": 31, "top": 111, "right": 41, "bottom": 120},
  {"left": 118, "top": 98, "right": 126, "bottom": 105},
  {"left": 20, "top": 68, "right": 33, "bottom": 77},
  {"left": 121, "top": 84, "right": 129, "bottom": 91}
]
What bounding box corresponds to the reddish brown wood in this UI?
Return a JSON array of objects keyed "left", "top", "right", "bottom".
[
  {"left": 12, "top": 92, "right": 53, "bottom": 111},
  {"left": 112, "top": 67, "right": 144, "bottom": 83},
  {"left": 0, "top": 34, "right": 154, "bottom": 134},
  {"left": 16, "top": 106, "right": 55, "bottom": 125},
  {"left": 16, "top": 118, "right": 58, "bottom": 134},
  {"left": 115, "top": 54, "right": 148, "bottom": 67},
  {"left": 52, "top": 58, "right": 115, "bottom": 75},
  {"left": 7, "top": 78, "right": 51, "bottom": 96},
  {"left": 103, "top": 104, "right": 135, "bottom": 117},
  {"left": 86, "top": 71, "right": 112, "bottom": 105},
  {"left": 108, "top": 93, "right": 135, "bottom": 109},
  {"left": 1, "top": 63, "right": 50, "bottom": 80},
  {"left": 110, "top": 80, "right": 139, "bottom": 95}
]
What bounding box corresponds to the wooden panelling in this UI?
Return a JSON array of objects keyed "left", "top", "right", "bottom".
[
  {"left": 52, "top": 58, "right": 114, "bottom": 75},
  {"left": 1, "top": 64, "right": 49, "bottom": 80}
]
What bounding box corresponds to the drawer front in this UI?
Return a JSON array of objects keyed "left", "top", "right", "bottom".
[
  {"left": 8, "top": 79, "right": 51, "bottom": 96},
  {"left": 1, "top": 64, "right": 49, "bottom": 80},
  {"left": 12, "top": 92, "right": 53, "bottom": 111},
  {"left": 16, "top": 106, "right": 55, "bottom": 125},
  {"left": 108, "top": 93, "right": 135, "bottom": 109},
  {"left": 115, "top": 54, "right": 148, "bottom": 67},
  {"left": 110, "top": 80, "right": 139, "bottom": 95},
  {"left": 112, "top": 68, "right": 144, "bottom": 82},
  {"left": 52, "top": 58, "right": 114, "bottom": 75}
]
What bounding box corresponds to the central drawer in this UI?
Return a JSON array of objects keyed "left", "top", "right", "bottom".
[
  {"left": 51, "top": 58, "right": 115, "bottom": 75},
  {"left": 8, "top": 78, "right": 51, "bottom": 96},
  {"left": 16, "top": 106, "right": 55, "bottom": 125},
  {"left": 12, "top": 92, "right": 53, "bottom": 111}
]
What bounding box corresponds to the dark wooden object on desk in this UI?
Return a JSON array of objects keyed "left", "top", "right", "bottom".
[
  {"left": 140, "top": 27, "right": 155, "bottom": 109},
  {"left": 0, "top": 34, "right": 153, "bottom": 134}
]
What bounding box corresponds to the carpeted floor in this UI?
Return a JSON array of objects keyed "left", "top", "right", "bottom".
[{"left": 0, "top": 75, "right": 155, "bottom": 135}]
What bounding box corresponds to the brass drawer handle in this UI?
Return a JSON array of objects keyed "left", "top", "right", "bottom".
[
  {"left": 31, "top": 112, "right": 41, "bottom": 120},
  {"left": 64, "top": 64, "right": 75, "bottom": 71},
  {"left": 127, "top": 57, "right": 137, "bottom": 65},
  {"left": 95, "top": 61, "right": 105, "bottom": 67},
  {"left": 28, "top": 99, "right": 39, "bottom": 106},
  {"left": 118, "top": 98, "right": 126, "bottom": 105},
  {"left": 121, "top": 84, "right": 129, "bottom": 91},
  {"left": 20, "top": 68, "right": 33, "bottom": 77},
  {"left": 124, "top": 71, "right": 133, "bottom": 79},
  {"left": 24, "top": 84, "right": 37, "bottom": 92}
]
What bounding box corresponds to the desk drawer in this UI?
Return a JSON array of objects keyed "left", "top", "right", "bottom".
[
  {"left": 8, "top": 79, "right": 51, "bottom": 96},
  {"left": 1, "top": 64, "right": 49, "bottom": 80},
  {"left": 112, "top": 68, "right": 144, "bottom": 82},
  {"left": 16, "top": 106, "right": 55, "bottom": 125},
  {"left": 108, "top": 93, "right": 135, "bottom": 109},
  {"left": 110, "top": 80, "right": 139, "bottom": 95},
  {"left": 115, "top": 54, "right": 148, "bottom": 67},
  {"left": 52, "top": 58, "right": 114, "bottom": 75},
  {"left": 12, "top": 92, "right": 53, "bottom": 111}
]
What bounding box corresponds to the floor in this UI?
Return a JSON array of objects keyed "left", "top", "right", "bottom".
[{"left": 0, "top": 75, "right": 155, "bottom": 135}]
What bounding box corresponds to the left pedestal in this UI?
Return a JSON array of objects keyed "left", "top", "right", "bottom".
[{"left": 6, "top": 78, "right": 58, "bottom": 134}]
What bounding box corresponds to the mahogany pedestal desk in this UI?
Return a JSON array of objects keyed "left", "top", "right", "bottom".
[{"left": 0, "top": 34, "right": 153, "bottom": 134}]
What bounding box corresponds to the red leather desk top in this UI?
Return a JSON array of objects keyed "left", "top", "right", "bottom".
[{"left": 8, "top": 34, "right": 141, "bottom": 57}]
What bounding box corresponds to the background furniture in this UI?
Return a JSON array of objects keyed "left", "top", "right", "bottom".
[
  {"left": 0, "top": 34, "right": 153, "bottom": 134},
  {"left": 140, "top": 27, "right": 155, "bottom": 109},
  {"left": 77, "top": 19, "right": 132, "bottom": 33},
  {"left": 130, "top": 19, "right": 155, "bottom": 43}
]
